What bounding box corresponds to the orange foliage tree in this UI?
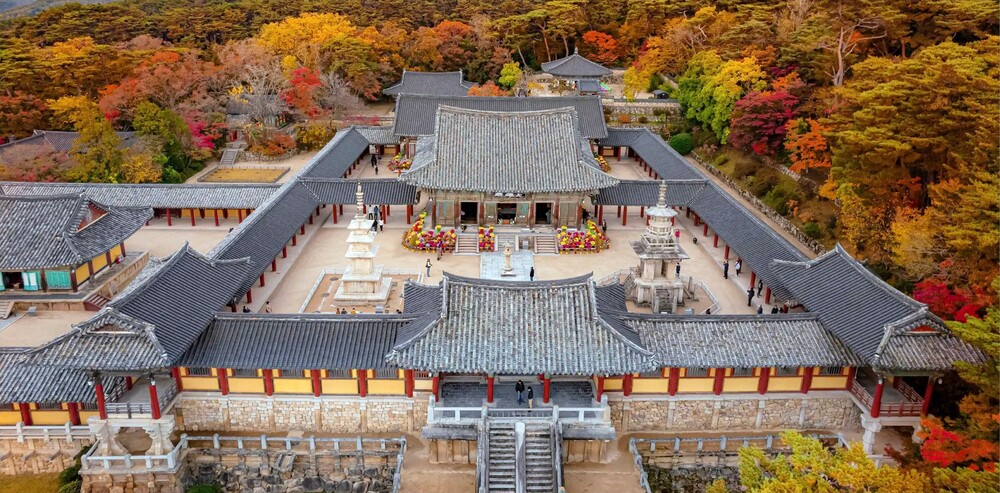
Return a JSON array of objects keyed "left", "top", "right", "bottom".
[
  {"left": 467, "top": 81, "right": 506, "bottom": 96},
  {"left": 784, "top": 118, "right": 832, "bottom": 173},
  {"left": 581, "top": 30, "right": 620, "bottom": 65}
]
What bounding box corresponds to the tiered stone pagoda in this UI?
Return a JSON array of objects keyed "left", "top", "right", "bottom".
[
  {"left": 334, "top": 183, "right": 392, "bottom": 302},
  {"left": 630, "top": 181, "right": 689, "bottom": 313}
]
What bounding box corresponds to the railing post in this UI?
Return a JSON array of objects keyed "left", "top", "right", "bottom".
[
  {"left": 427, "top": 395, "right": 436, "bottom": 424},
  {"left": 213, "top": 433, "right": 220, "bottom": 449},
  {"left": 260, "top": 434, "right": 268, "bottom": 450},
  {"left": 551, "top": 405, "right": 559, "bottom": 421}
]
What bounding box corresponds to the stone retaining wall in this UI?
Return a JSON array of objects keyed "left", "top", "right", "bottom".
[
  {"left": 612, "top": 394, "right": 860, "bottom": 434},
  {"left": 0, "top": 437, "right": 88, "bottom": 475},
  {"left": 174, "top": 395, "right": 418, "bottom": 434}
]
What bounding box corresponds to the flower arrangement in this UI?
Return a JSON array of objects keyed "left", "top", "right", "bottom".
[
  {"left": 556, "top": 220, "right": 610, "bottom": 253},
  {"left": 402, "top": 212, "right": 457, "bottom": 252},
  {"left": 388, "top": 154, "right": 412, "bottom": 174},
  {"left": 477, "top": 226, "right": 495, "bottom": 252},
  {"left": 595, "top": 154, "right": 611, "bottom": 172}
]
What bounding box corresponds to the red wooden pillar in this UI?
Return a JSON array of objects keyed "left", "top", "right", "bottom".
[
  {"left": 406, "top": 204, "right": 413, "bottom": 224},
  {"left": 94, "top": 377, "right": 107, "bottom": 419},
  {"left": 694, "top": 214, "right": 700, "bottom": 226},
  {"left": 800, "top": 367, "right": 813, "bottom": 394},
  {"left": 639, "top": 206, "right": 645, "bottom": 218},
  {"left": 486, "top": 375, "right": 495, "bottom": 404},
  {"left": 68, "top": 403, "right": 81, "bottom": 426},
  {"left": 616, "top": 206, "right": 621, "bottom": 218},
  {"left": 18, "top": 403, "right": 32, "bottom": 426},
  {"left": 870, "top": 378, "right": 884, "bottom": 418},
  {"left": 282, "top": 247, "right": 287, "bottom": 258},
  {"left": 166, "top": 208, "right": 172, "bottom": 226},
  {"left": 702, "top": 223, "right": 709, "bottom": 236},
  {"left": 724, "top": 245, "right": 730, "bottom": 260},
  {"left": 765, "top": 287, "right": 772, "bottom": 304},
  {"left": 149, "top": 379, "right": 161, "bottom": 419},
  {"left": 597, "top": 205, "right": 604, "bottom": 224},
  {"left": 190, "top": 209, "right": 196, "bottom": 226},
  {"left": 622, "top": 374, "right": 633, "bottom": 397},
  {"left": 237, "top": 209, "right": 243, "bottom": 223},
  {"left": 259, "top": 274, "right": 265, "bottom": 287},
  {"left": 171, "top": 368, "right": 183, "bottom": 391},
  {"left": 685, "top": 208, "right": 691, "bottom": 218},
  {"left": 595, "top": 377, "right": 605, "bottom": 401},
  {"left": 713, "top": 368, "right": 725, "bottom": 396},
  {"left": 308, "top": 213, "right": 314, "bottom": 225},
  {"left": 713, "top": 234, "right": 719, "bottom": 247},
  {"left": 845, "top": 367, "right": 857, "bottom": 390},
  {"left": 291, "top": 234, "right": 297, "bottom": 246},
  {"left": 758, "top": 368, "right": 771, "bottom": 394},
  {"left": 431, "top": 374, "right": 440, "bottom": 401},
  {"left": 214, "top": 209, "right": 220, "bottom": 227},
  {"left": 662, "top": 368, "right": 677, "bottom": 396},
  {"left": 246, "top": 288, "right": 253, "bottom": 303},
  {"left": 339, "top": 204, "right": 344, "bottom": 216},
  {"left": 263, "top": 369, "right": 274, "bottom": 396},
  {"left": 271, "top": 260, "right": 277, "bottom": 272},
  {"left": 300, "top": 224, "right": 306, "bottom": 235},
  {"left": 311, "top": 370, "right": 322, "bottom": 397},
  {"left": 921, "top": 377, "right": 935, "bottom": 416},
  {"left": 404, "top": 370, "right": 414, "bottom": 398},
  {"left": 750, "top": 271, "right": 757, "bottom": 287},
  {"left": 120, "top": 242, "right": 126, "bottom": 257},
  {"left": 358, "top": 370, "right": 368, "bottom": 397},
  {"left": 622, "top": 206, "right": 628, "bottom": 226},
  {"left": 125, "top": 376, "right": 134, "bottom": 390},
  {"left": 542, "top": 376, "right": 551, "bottom": 404},
  {"left": 218, "top": 368, "right": 229, "bottom": 395},
  {"left": 332, "top": 206, "right": 338, "bottom": 224}
]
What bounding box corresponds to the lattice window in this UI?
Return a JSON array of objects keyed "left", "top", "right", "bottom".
[
  {"left": 35, "top": 402, "right": 63, "bottom": 410},
  {"left": 372, "top": 369, "right": 399, "bottom": 379},
  {"left": 232, "top": 369, "right": 259, "bottom": 377},
  {"left": 776, "top": 367, "right": 800, "bottom": 376},
  {"left": 731, "top": 368, "right": 754, "bottom": 377},
  {"left": 326, "top": 369, "right": 353, "bottom": 379},
  {"left": 685, "top": 367, "right": 708, "bottom": 378},
  {"left": 185, "top": 367, "right": 212, "bottom": 376},
  {"left": 818, "top": 366, "right": 843, "bottom": 376}
]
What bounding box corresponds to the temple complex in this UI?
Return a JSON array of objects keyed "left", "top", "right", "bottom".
[{"left": 0, "top": 89, "right": 986, "bottom": 493}]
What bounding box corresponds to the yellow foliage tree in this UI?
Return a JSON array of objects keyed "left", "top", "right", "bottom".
[{"left": 258, "top": 13, "right": 359, "bottom": 68}]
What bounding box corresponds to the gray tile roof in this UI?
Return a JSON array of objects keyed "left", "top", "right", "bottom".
[
  {"left": 617, "top": 313, "right": 863, "bottom": 368},
  {"left": 595, "top": 180, "right": 708, "bottom": 206},
  {"left": 770, "top": 245, "right": 984, "bottom": 370},
  {"left": 392, "top": 94, "right": 608, "bottom": 139},
  {"left": 0, "top": 350, "right": 123, "bottom": 404},
  {"left": 402, "top": 280, "right": 443, "bottom": 314},
  {"left": 401, "top": 106, "right": 618, "bottom": 194},
  {"left": 179, "top": 314, "right": 417, "bottom": 371},
  {"left": 541, "top": 49, "right": 612, "bottom": 78},
  {"left": 0, "top": 130, "right": 137, "bottom": 160},
  {"left": 27, "top": 244, "right": 252, "bottom": 371},
  {"left": 387, "top": 273, "right": 657, "bottom": 375},
  {"left": 576, "top": 79, "right": 604, "bottom": 93},
  {"left": 0, "top": 182, "right": 278, "bottom": 209},
  {"left": 0, "top": 193, "right": 151, "bottom": 270},
  {"left": 355, "top": 126, "right": 398, "bottom": 145},
  {"left": 597, "top": 128, "right": 645, "bottom": 148},
  {"left": 627, "top": 129, "right": 705, "bottom": 181},
  {"left": 383, "top": 70, "right": 473, "bottom": 97},
  {"left": 298, "top": 127, "right": 371, "bottom": 180},
  {"left": 299, "top": 178, "right": 417, "bottom": 205}
]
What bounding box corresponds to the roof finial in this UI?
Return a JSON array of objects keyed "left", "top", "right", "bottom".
[
  {"left": 657, "top": 180, "right": 667, "bottom": 208},
  {"left": 355, "top": 181, "right": 365, "bottom": 218},
  {"left": 573, "top": 46, "right": 579, "bottom": 55}
]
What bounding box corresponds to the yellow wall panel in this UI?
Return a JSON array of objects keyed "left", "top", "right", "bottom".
[
  {"left": 368, "top": 380, "right": 405, "bottom": 395},
  {"left": 321, "top": 379, "right": 358, "bottom": 395},
  {"left": 75, "top": 264, "right": 90, "bottom": 284},
  {"left": 0, "top": 411, "right": 21, "bottom": 425},
  {"left": 768, "top": 377, "right": 802, "bottom": 392},
  {"left": 603, "top": 378, "right": 624, "bottom": 391},
  {"left": 31, "top": 410, "right": 70, "bottom": 425},
  {"left": 632, "top": 379, "right": 668, "bottom": 394},
  {"left": 413, "top": 380, "right": 433, "bottom": 391},
  {"left": 274, "top": 379, "right": 312, "bottom": 394},
  {"left": 812, "top": 376, "right": 847, "bottom": 389},
  {"left": 109, "top": 245, "right": 122, "bottom": 259},
  {"left": 229, "top": 378, "right": 265, "bottom": 393},
  {"left": 79, "top": 411, "right": 99, "bottom": 423},
  {"left": 676, "top": 379, "right": 714, "bottom": 393},
  {"left": 91, "top": 253, "right": 108, "bottom": 272},
  {"left": 723, "top": 378, "right": 759, "bottom": 393},
  {"left": 181, "top": 377, "right": 220, "bottom": 391}
]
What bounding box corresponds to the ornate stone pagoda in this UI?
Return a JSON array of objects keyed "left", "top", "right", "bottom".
[
  {"left": 335, "top": 182, "right": 391, "bottom": 302},
  {"left": 630, "top": 181, "right": 689, "bottom": 313}
]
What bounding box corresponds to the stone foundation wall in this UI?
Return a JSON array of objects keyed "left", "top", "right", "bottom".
[
  {"left": 82, "top": 470, "right": 183, "bottom": 493},
  {"left": 174, "top": 396, "right": 417, "bottom": 434},
  {"left": 0, "top": 437, "right": 88, "bottom": 475},
  {"left": 613, "top": 393, "right": 860, "bottom": 433}
]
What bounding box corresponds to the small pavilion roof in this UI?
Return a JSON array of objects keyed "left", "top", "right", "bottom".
[
  {"left": 383, "top": 70, "right": 474, "bottom": 97},
  {"left": 0, "top": 182, "right": 278, "bottom": 210},
  {"left": 401, "top": 106, "right": 618, "bottom": 194},
  {"left": 541, "top": 48, "right": 612, "bottom": 78},
  {"left": 387, "top": 273, "right": 657, "bottom": 375},
  {"left": 0, "top": 130, "right": 136, "bottom": 161},
  {"left": 26, "top": 244, "right": 251, "bottom": 371},
  {"left": 392, "top": 94, "right": 608, "bottom": 139},
  {"left": 0, "top": 193, "right": 151, "bottom": 270},
  {"left": 0, "top": 350, "right": 124, "bottom": 404},
  {"left": 771, "top": 245, "right": 985, "bottom": 371},
  {"left": 595, "top": 180, "right": 708, "bottom": 206},
  {"left": 354, "top": 125, "right": 398, "bottom": 145}
]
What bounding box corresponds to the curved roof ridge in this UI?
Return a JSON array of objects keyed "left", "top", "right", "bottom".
[
  {"left": 441, "top": 271, "right": 594, "bottom": 288},
  {"left": 212, "top": 312, "right": 420, "bottom": 322},
  {"left": 436, "top": 104, "right": 578, "bottom": 117}
]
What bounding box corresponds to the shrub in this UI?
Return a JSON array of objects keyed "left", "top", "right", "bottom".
[
  {"left": 617, "top": 114, "right": 631, "bottom": 124},
  {"left": 802, "top": 222, "right": 822, "bottom": 239},
  {"left": 691, "top": 128, "right": 719, "bottom": 148},
  {"left": 747, "top": 168, "right": 780, "bottom": 196},
  {"left": 296, "top": 121, "right": 337, "bottom": 151},
  {"left": 712, "top": 154, "right": 729, "bottom": 167},
  {"left": 58, "top": 464, "right": 81, "bottom": 485},
  {"left": 57, "top": 480, "right": 81, "bottom": 493},
  {"left": 161, "top": 167, "right": 183, "bottom": 183},
  {"left": 638, "top": 115, "right": 648, "bottom": 124},
  {"left": 602, "top": 107, "right": 613, "bottom": 115},
  {"left": 666, "top": 119, "right": 691, "bottom": 135},
  {"left": 187, "top": 485, "right": 220, "bottom": 493},
  {"left": 732, "top": 159, "right": 758, "bottom": 179},
  {"left": 249, "top": 132, "right": 296, "bottom": 157},
  {"left": 762, "top": 178, "right": 799, "bottom": 214},
  {"left": 668, "top": 133, "right": 693, "bottom": 155},
  {"left": 648, "top": 73, "right": 665, "bottom": 92},
  {"left": 652, "top": 108, "right": 666, "bottom": 117}
]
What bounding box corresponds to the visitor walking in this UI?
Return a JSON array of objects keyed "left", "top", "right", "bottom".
[
  {"left": 529, "top": 267, "right": 535, "bottom": 281},
  {"left": 601, "top": 219, "right": 607, "bottom": 235},
  {"left": 526, "top": 386, "right": 534, "bottom": 409},
  {"left": 746, "top": 287, "right": 754, "bottom": 307},
  {"left": 372, "top": 205, "right": 380, "bottom": 220},
  {"left": 264, "top": 301, "right": 272, "bottom": 313},
  {"left": 722, "top": 260, "right": 729, "bottom": 279},
  {"left": 436, "top": 243, "right": 443, "bottom": 261},
  {"left": 515, "top": 380, "right": 526, "bottom": 405},
  {"left": 757, "top": 306, "right": 764, "bottom": 315},
  {"left": 425, "top": 259, "right": 432, "bottom": 277},
  {"left": 378, "top": 218, "right": 384, "bottom": 232},
  {"left": 756, "top": 279, "right": 764, "bottom": 297},
  {"left": 370, "top": 153, "right": 377, "bottom": 168},
  {"left": 242, "top": 305, "right": 251, "bottom": 313},
  {"left": 374, "top": 164, "right": 379, "bottom": 175},
  {"left": 734, "top": 260, "right": 742, "bottom": 276}
]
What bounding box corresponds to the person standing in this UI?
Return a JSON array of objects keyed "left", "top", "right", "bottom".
[
  {"left": 515, "top": 380, "right": 526, "bottom": 405},
  {"left": 370, "top": 153, "right": 377, "bottom": 168},
  {"left": 242, "top": 305, "right": 251, "bottom": 313},
  {"left": 675, "top": 263, "right": 681, "bottom": 277},
  {"left": 425, "top": 259, "right": 432, "bottom": 277},
  {"left": 529, "top": 266, "right": 535, "bottom": 281},
  {"left": 378, "top": 218, "right": 384, "bottom": 232},
  {"left": 264, "top": 301, "right": 272, "bottom": 313},
  {"left": 722, "top": 260, "right": 729, "bottom": 279},
  {"left": 436, "top": 243, "right": 443, "bottom": 261},
  {"left": 734, "top": 260, "right": 742, "bottom": 276},
  {"left": 770, "top": 305, "right": 779, "bottom": 314},
  {"left": 374, "top": 163, "right": 379, "bottom": 175},
  {"left": 601, "top": 219, "right": 608, "bottom": 235},
  {"left": 757, "top": 306, "right": 763, "bottom": 315},
  {"left": 526, "top": 386, "right": 534, "bottom": 409},
  {"left": 746, "top": 287, "right": 754, "bottom": 307},
  {"left": 756, "top": 279, "right": 764, "bottom": 297}
]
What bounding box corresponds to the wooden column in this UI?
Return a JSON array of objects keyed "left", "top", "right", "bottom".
[
  {"left": 667, "top": 368, "right": 680, "bottom": 396},
  {"left": 713, "top": 234, "right": 719, "bottom": 247},
  {"left": 125, "top": 376, "right": 134, "bottom": 390},
  {"left": 291, "top": 234, "right": 297, "bottom": 246},
  {"left": 18, "top": 403, "right": 31, "bottom": 426},
  {"left": 800, "top": 367, "right": 813, "bottom": 394},
  {"left": 271, "top": 260, "right": 277, "bottom": 272},
  {"left": 703, "top": 223, "right": 709, "bottom": 236},
  {"left": 282, "top": 247, "right": 287, "bottom": 258},
  {"left": 622, "top": 374, "right": 633, "bottom": 397},
  {"left": 214, "top": 209, "right": 220, "bottom": 226},
  {"left": 166, "top": 208, "right": 172, "bottom": 226},
  {"left": 358, "top": 370, "right": 368, "bottom": 397},
  {"left": 486, "top": 375, "right": 495, "bottom": 404},
  {"left": 263, "top": 369, "right": 274, "bottom": 396},
  {"left": 246, "top": 288, "right": 253, "bottom": 303},
  {"left": 218, "top": 369, "right": 229, "bottom": 396},
  {"left": 616, "top": 206, "right": 621, "bottom": 218},
  {"left": 332, "top": 206, "right": 338, "bottom": 224},
  {"left": 94, "top": 376, "right": 107, "bottom": 420},
  {"left": 639, "top": 206, "right": 644, "bottom": 218},
  {"left": 237, "top": 209, "right": 244, "bottom": 223},
  {"left": 70, "top": 271, "right": 78, "bottom": 293},
  {"left": 171, "top": 368, "right": 183, "bottom": 391},
  {"left": 259, "top": 274, "right": 265, "bottom": 287},
  {"left": 432, "top": 374, "right": 440, "bottom": 401},
  {"left": 713, "top": 369, "right": 725, "bottom": 396},
  {"left": 190, "top": 209, "right": 196, "bottom": 226},
  {"left": 404, "top": 370, "right": 414, "bottom": 398},
  {"left": 597, "top": 205, "right": 604, "bottom": 224},
  {"left": 621, "top": 206, "right": 627, "bottom": 226},
  {"left": 149, "top": 378, "right": 161, "bottom": 419},
  {"left": 596, "top": 377, "right": 605, "bottom": 401},
  {"left": 311, "top": 370, "right": 322, "bottom": 397},
  {"left": 921, "top": 377, "right": 935, "bottom": 416},
  {"left": 406, "top": 204, "right": 413, "bottom": 224},
  {"left": 300, "top": 224, "right": 306, "bottom": 235},
  {"left": 870, "top": 378, "right": 884, "bottom": 418},
  {"left": 765, "top": 287, "right": 772, "bottom": 304},
  {"left": 750, "top": 271, "right": 757, "bottom": 287},
  {"left": 542, "top": 375, "right": 551, "bottom": 404},
  {"left": 120, "top": 242, "right": 126, "bottom": 257},
  {"left": 724, "top": 245, "right": 730, "bottom": 259},
  {"left": 68, "top": 403, "right": 81, "bottom": 426},
  {"left": 757, "top": 367, "right": 770, "bottom": 395}
]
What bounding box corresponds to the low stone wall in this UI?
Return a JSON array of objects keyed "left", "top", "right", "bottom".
[
  {"left": 82, "top": 470, "right": 183, "bottom": 493},
  {"left": 0, "top": 436, "right": 89, "bottom": 475},
  {"left": 611, "top": 393, "right": 860, "bottom": 434},
  {"left": 174, "top": 394, "right": 422, "bottom": 434}
]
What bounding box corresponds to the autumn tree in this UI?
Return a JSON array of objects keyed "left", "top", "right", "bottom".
[
  {"left": 784, "top": 118, "right": 832, "bottom": 174},
  {"left": 498, "top": 62, "right": 524, "bottom": 90},
  {"left": 0, "top": 145, "right": 72, "bottom": 182},
  {"left": 283, "top": 66, "right": 323, "bottom": 118},
  {"left": 677, "top": 51, "right": 766, "bottom": 142},
  {"left": 581, "top": 31, "right": 620, "bottom": 65},
  {"left": 467, "top": 81, "right": 507, "bottom": 96},
  {"left": 727, "top": 89, "right": 800, "bottom": 157},
  {"left": 0, "top": 92, "right": 48, "bottom": 139}
]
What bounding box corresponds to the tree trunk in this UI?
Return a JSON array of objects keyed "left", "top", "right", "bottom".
[
  {"left": 540, "top": 31, "right": 552, "bottom": 62},
  {"left": 563, "top": 37, "right": 570, "bottom": 56},
  {"left": 517, "top": 46, "right": 527, "bottom": 67}
]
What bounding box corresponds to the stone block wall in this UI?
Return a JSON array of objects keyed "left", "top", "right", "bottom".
[
  {"left": 0, "top": 437, "right": 87, "bottom": 475},
  {"left": 82, "top": 470, "right": 183, "bottom": 493},
  {"left": 320, "top": 401, "right": 361, "bottom": 433},
  {"left": 174, "top": 396, "right": 416, "bottom": 434}
]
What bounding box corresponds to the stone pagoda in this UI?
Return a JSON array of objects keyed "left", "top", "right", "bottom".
[
  {"left": 630, "top": 181, "right": 690, "bottom": 313},
  {"left": 334, "top": 183, "right": 392, "bottom": 302}
]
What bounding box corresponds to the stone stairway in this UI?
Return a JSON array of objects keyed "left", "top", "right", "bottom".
[
  {"left": 455, "top": 234, "right": 480, "bottom": 255},
  {"left": 494, "top": 234, "right": 519, "bottom": 252},
  {"left": 484, "top": 420, "right": 558, "bottom": 493},
  {"left": 0, "top": 300, "right": 13, "bottom": 319},
  {"left": 83, "top": 293, "right": 110, "bottom": 312},
  {"left": 533, "top": 235, "right": 558, "bottom": 255},
  {"left": 486, "top": 421, "right": 517, "bottom": 492},
  {"left": 524, "top": 421, "right": 556, "bottom": 493},
  {"left": 219, "top": 148, "right": 239, "bottom": 167}
]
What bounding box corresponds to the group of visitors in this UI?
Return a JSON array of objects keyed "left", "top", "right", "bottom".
[{"left": 514, "top": 380, "right": 535, "bottom": 408}]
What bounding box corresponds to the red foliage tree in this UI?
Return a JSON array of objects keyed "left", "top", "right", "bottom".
[
  {"left": 466, "top": 81, "right": 507, "bottom": 96},
  {"left": 727, "top": 88, "right": 799, "bottom": 156},
  {"left": 581, "top": 31, "right": 620, "bottom": 65},
  {"left": 0, "top": 91, "right": 48, "bottom": 139},
  {"left": 913, "top": 277, "right": 989, "bottom": 321},
  {"left": 918, "top": 417, "right": 998, "bottom": 471},
  {"left": 282, "top": 66, "right": 324, "bottom": 118}
]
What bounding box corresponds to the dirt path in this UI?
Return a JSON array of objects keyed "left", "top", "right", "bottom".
[{"left": 683, "top": 155, "right": 817, "bottom": 259}]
